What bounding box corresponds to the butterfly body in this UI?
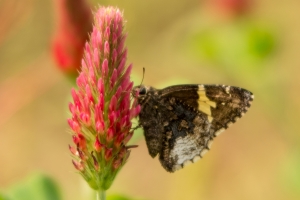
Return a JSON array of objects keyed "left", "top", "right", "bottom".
[{"left": 133, "top": 84, "right": 253, "bottom": 172}]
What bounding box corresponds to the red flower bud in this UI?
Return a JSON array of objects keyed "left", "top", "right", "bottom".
[{"left": 52, "top": 0, "right": 93, "bottom": 77}]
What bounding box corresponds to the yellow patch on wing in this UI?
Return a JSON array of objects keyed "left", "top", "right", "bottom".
[{"left": 197, "top": 85, "right": 216, "bottom": 119}]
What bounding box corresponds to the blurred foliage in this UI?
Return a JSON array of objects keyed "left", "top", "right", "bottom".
[
  {"left": 107, "top": 194, "right": 142, "bottom": 200},
  {"left": 187, "top": 21, "right": 276, "bottom": 73},
  {"left": 280, "top": 151, "right": 300, "bottom": 199},
  {"left": 0, "top": 173, "right": 61, "bottom": 200}
]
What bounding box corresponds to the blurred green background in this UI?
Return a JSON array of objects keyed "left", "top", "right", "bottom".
[{"left": 1, "top": 0, "right": 300, "bottom": 199}]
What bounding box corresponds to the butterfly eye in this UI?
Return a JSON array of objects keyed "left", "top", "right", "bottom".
[{"left": 139, "top": 87, "right": 147, "bottom": 95}]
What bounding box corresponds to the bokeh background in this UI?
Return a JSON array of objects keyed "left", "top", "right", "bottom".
[{"left": 1, "top": 0, "right": 300, "bottom": 199}]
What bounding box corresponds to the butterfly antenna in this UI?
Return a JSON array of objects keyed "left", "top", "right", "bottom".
[
  {"left": 130, "top": 67, "right": 145, "bottom": 101},
  {"left": 140, "top": 67, "right": 145, "bottom": 87}
]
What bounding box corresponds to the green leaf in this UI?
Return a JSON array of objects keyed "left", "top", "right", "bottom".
[{"left": 4, "top": 173, "right": 61, "bottom": 200}]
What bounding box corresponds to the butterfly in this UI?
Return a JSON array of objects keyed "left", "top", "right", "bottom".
[{"left": 133, "top": 84, "right": 254, "bottom": 172}]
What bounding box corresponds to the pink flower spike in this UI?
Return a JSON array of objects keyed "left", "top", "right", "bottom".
[
  {"left": 110, "top": 69, "right": 117, "bottom": 89},
  {"left": 68, "top": 103, "right": 76, "bottom": 114},
  {"left": 106, "top": 128, "right": 114, "bottom": 142},
  {"left": 105, "top": 147, "right": 113, "bottom": 161},
  {"left": 125, "top": 81, "right": 134, "bottom": 92},
  {"left": 88, "top": 66, "right": 96, "bottom": 86},
  {"left": 113, "top": 159, "right": 122, "bottom": 170},
  {"left": 71, "top": 89, "right": 80, "bottom": 105},
  {"left": 117, "top": 35, "right": 126, "bottom": 55},
  {"left": 95, "top": 102, "right": 104, "bottom": 120},
  {"left": 77, "top": 133, "right": 86, "bottom": 150},
  {"left": 109, "top": 111, "right": 116, "bottom": 126},
  {"left": 67, "top": 6, "right": 141, "bottom": 191},
  {"left": 120, "top": 115, "right": 127, "bottom": 125},
  {"left": 85, "top": 84, "right": 94, "bottom": 104},
  {"left": 91, "top": 27, "right": 98, "bottom": 47},
  {"left": 114, "top": 86, "right": 122, "bottom": 100},
  {"left": 123, "top": 131, "right": 134, "bottom": 144},
  {"left": 130, "top": 105, "right": 141, "bottom": 119},
  {"left": 105, "top": 26, "right": 110, "bottom": 40},
  {"left": 68, "top": 119, "right": 80, "bottom": 133},
  {"left": 115, "top": 133, "right": 124, "bottom": 147},
  {"left": 102, "top": 59, "right": 108, "bottom": 77},
  {"left": 120, "top": 96, "right": 130, "bottom": 114},
  {"left": 94, "top": 136, "right": 103, "bottom": 152},
  {"left": 104, "top": 41, "right": 110, "bottom": 57},
  {"left": 109, "top": 95, "right": 117, "bottom": 112},
  {"left": 97, "top": 78, "right": 105, "bottom": 95},
  {"left": 98, "top": 93, "right": 104, "bottom": 111},
  {"left": 115, "top": 121, "right": 121, "bottom": 134},
  {"left": 120, "top": 47, "right": 127, "bottom": 63},
  {"left": 91, "top": 152, "right": 100, "bottom": 171},
  {"left": 72, "top": 135, "right": 80, "bottom": 145},
  {"left": 76, "top": 73, "right": 87, "bottom": 88},
  {"left": 112, "top": 33, "right": 117, "bottom": 46},
  {"left": 85, "top": 42, "right": 92, "bottom": 59},
  {"left": 117, "top": 57, "right": 126, "bottom": 76},
  {"left": 112, "top": 49, "right": 117, "bottom": 65},
  {"left": 80, "top": 112, "right": 90, "bottom": 126},
  {"left": 72, "top": 160, "right": 84, "bottom": 171},
  {"left": 81, "top": 59, "right": 88, "bottom": 72},
  {"left": 93, "top": 48, "right": 100, "bottom": 68},
  {"left": 118, "top": 147, "right": 126, "bottom": 159},
  {"left": 123, "top": 64, "right": 132, "bottom": 81},
  {"left": 77, "top": 147, "right": 86, "bottom": 161},
  {"left": 85, "top": 49, "right": 92, "bottom": 69},
  {"left": 69, "top": 145, "right": 78, "bottom": 156},
  {"left": 96, "top": 120, "right": 105, "bottom": 134}
]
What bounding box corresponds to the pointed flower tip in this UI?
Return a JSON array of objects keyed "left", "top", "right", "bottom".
[
  {"left": 91, "top": 151, "right": 100, "bottom": 171},
  {"left": 94, "top": 136, "right": 103, "bottom": 152},
  {"left": 69, "top": 145, "right": 78, "bottom": 156},
  {"left": 105, "top": 147, "right": 113, "bottom": 161},
  {"left": 72, "top": 160, "right": 84, "bottom": 171}
]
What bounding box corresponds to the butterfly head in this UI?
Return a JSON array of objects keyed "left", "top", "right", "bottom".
[{"left": 132, "top": 85, "right": 151, "bottom": 101}]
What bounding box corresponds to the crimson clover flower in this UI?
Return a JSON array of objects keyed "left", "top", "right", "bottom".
[
  {"left": 52, "top": 0, "right": 93, "bottom": 78},
  {"left": 67, "top": 6, "right": 140, "bottom": 193}
]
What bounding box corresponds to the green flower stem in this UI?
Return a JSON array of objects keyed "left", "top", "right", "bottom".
[{"left": 96, "top": 189, "right": 106, "bottom": 200}]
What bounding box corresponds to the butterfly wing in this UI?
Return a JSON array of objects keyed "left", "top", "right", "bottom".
[{"left": 158, "top": 84, "right": 253, "bottom": 172}]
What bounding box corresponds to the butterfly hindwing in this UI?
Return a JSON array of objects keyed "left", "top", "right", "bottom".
[{"left": 134, "top": 84, "right": 253, "bottom": 172}]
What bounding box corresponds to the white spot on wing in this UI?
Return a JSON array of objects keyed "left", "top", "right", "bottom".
[
  {"left": 170, "top": 133, "right": 211, "bottom": 168},
  {"left": 170, "top": 135, "right": 202, "bottom": 165},
  {"left": 193, "top": 156, "right": 201, "bottom": 163},
  {"left": 227, "top": 122, "right": 233, "bottom": 127},
  {"left": 215, "top": 128, "right": 225, "bottom": 136},
  {"left": 225, "top": 86, "right": 230, "bottom": 94},
  {"left": 200, "top": 149, "right": 208, "bottom": 157},
  {"left": 172, "top": 165, "right": 182, "bottom": 171},
  {"left": 207, "top": 140, "right": 213, "bottom": 149},
  {"left": 183, "top": 160, "right": 192, "bottom": 167}
]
